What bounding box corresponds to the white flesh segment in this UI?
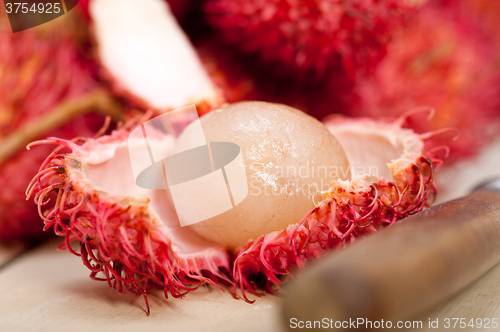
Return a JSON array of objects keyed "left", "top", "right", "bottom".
[{"left": 90, "top": 0, "right": 219, "bottom": 110}]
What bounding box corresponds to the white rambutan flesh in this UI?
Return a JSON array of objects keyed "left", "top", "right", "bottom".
[
  {"left": 26, "top": 102, "right": 447, "bottom": 311},
  {"left": 89, "top": 0, "right": 222, "bottom": 111},
  {"left": 181, "top": 102, "right": 350, "bottom": 248}
]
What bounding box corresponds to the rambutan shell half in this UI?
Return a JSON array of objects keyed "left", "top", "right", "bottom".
[{"left": 27, "top": 106, "right": 447, "bottom": 309}]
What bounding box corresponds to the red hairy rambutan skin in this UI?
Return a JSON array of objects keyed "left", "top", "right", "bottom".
[
  {"left": 0, "top": 18, "right": 98, "bottom": 135},
  {"left": 348, "top": 1, "right": 500, "bottom": 160},
  {"left": 196, "top": 35, "right": 354, "bottom": 120},
  {"left": 26, "top": 112, "right": 448, "bottom": 309},
  {"left": 195, "top": 36, "right": 261, "bottom": 104},
  {"left": 0, "top": 115, "right": 106, "bottom": 244},
  {"left": 26, "top": 127, "right": 232, "bottom": 314},
  {"left": 204, "top": 0, "right": 413, "bottom": 80},
  {"left": 435, "top": 0, "right": 500, "bottom": 47},
  {"left": 0, "top": 12, "right": 115, "bottom": 244}
]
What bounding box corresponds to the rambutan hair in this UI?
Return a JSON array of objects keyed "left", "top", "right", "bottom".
[{"left": 205, "top": 0, "right": 413, "bottom": 80}]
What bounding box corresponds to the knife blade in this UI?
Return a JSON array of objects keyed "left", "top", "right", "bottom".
[{"left": 281, "top": 178, "right": 500, "bottom": 331}]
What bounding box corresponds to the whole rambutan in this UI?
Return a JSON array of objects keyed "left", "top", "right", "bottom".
[
  {"left": 438, "top": 0, "right": 500, "bottom": 52},
  {"left": 348, "top": 1, "right": 500, "bottom": 160},
  {"left": 195, "top": 34, "right": 354, "bottom": 120},
  {"left": 204, "top": 0, "right": 414, "bottom": 80}
]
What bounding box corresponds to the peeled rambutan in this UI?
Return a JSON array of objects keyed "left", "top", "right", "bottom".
[
  {"left": 204, "top": 0, "right": 413, "bottom": 80},
  {"left": 27, "top": 101, "right": 447, "bottom": 310},
  {"left": 0, "top": 11, "right": 121, "bottom": 244},
  {"left": 348, "top": 1, "right": 500, "bottom": 160}
]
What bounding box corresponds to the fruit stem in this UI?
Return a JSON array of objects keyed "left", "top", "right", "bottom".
[{"left": 0, "top": 89, "right": 123, "bottom": 166}]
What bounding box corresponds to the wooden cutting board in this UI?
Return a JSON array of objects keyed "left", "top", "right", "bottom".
[
  {"left": 0, "top": 243, "right": 25, "bottom": 267},
  {"left": 0, "top": 240, "right": 282, "bottom": 332},
  {"left": 1, "top": 140, "right": 499, "bottom": 332},
  {"left": 1, "top": 239, "right": 500, "bottom": 332}
]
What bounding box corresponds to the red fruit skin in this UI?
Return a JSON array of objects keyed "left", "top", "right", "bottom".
[
  {"left": 196, "top": 35, "right": 354, "bottom": 120},
  {"left": 165, "top": 0, "right": 195, "bottom": 23},
  {"left": 438, "top": 0, "right": 500, "bottom": 54},
  {"left": 0, "top": 28, "right": 98, "bottom": 134},
  {"left": 0, "top": 115, "right": 106, "bottom": 244},
  {"left": 347, "top": 1, "right": 500, "bottom": 160},
  {"left": 205, "top": 0, "right": 412, "bottom": 80},
  {"left": 76, "top": 0, "right": 91, "bottom": 19},
  {"left": 0, "top": 12, "right": 108, "bottom": 244}
]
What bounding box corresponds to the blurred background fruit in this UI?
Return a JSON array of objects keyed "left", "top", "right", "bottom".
[
  {"left": 1, "top": 0, "right": 499, "bottom": 244},
  {"left": 204, "top": 0, "right": 413, "bottom": 80},
  {"left": 198, "top": 0, "right": 500, "bottom": 160},
  {"left": 0, "top": 10, "right": 121, "bottom": 244},
  {"left": 347, "top": 0, "right": 500, "bottom": 160}
]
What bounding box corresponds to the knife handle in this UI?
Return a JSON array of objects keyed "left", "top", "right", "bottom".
[{"left": 281, "top": 187, "right": 500, "bottom": 331}]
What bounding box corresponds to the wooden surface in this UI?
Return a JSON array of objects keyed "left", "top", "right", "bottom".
[
  {"left": 410, "top": 262, "right": 500, "bottom": 332},
  {"left": 0, "top": 243, "right": 25, "bottom": 267},
  {"left": 0, "top": 140, "right": 499, "bottom": 332},
  {"left": 0, "top": 240, "right": 282, "bottom": 332},
  {"left": 436, "top": 140, "right": 500, "bottom": 204}
]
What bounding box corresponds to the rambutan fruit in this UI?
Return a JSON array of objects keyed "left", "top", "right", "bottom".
[
  {"left": 180, "top": 102, "right": 350, "bottom": 249},
  {"left": 348, "top": 1, "right": 500, "bottom": 160},
  {"left": 0, "top": 10, "right": 122, "bottom": 244},
  {"left": 0, "top": 114, "right": 111, "bottom": 244},
  {"left": 88, "top": 0, "right": 224, "bottom": 113},
  {"left": 435, "top": 0, "right": 500, "bottom": 50},
  {"left": 27, "top": 101, "right": 447, "bottom": 310},
  {"left": 194, "top": 36, "right": 262, "bottom": 104},
  {"left": 204, "top": 0, "right": 414, "bottom": 80}
]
